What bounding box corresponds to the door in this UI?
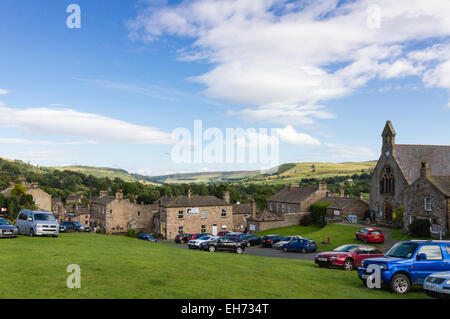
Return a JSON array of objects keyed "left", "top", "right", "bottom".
[
  {"left": 412, "top": 245, "right": 447, "bottom": 284},
  {"left": 384, "top": 202, "right": 393, "bottom": 221},
  {"left": 212, "top": 224, "right": 218, "bottom": 236}
]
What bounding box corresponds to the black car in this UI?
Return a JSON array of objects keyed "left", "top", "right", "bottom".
[
  {"left": 60, "top": 221, "right": 90, "bottom": 232},
  {"left": 200, "top": 237, "right": 245, "bottom": 254},
  {"left": 261, "top": 234, "right": 284, "bottom": 248},
  {"left": 175, "top": 233, "right": 191, "bottom": 243},
  {"left": 241, "top": 234, "right": 262, "bottom": 247}
]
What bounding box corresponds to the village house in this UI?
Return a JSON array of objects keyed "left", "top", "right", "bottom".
[
  {"left": 65, "top": 195, "right": 82, "bottom": 207},
  {"left": 317, "top": 187, "right": 369, "bottom": 221},
  {"left": 51, "top": 197, "right": 66, "bottom": 222},
  {"left": 90, "top": 190, "right": 156, "bottom": 234},
  {"left": 232, "top": 199, "right": 259, "bottom": 232},
  {"left": 1, "top": 182, "right": 52, "bottom": 212},
  {"left": 68, "top": 206, "right": 91, "bottom": 226},
  {"left": 370, "top": 121, "right": 450, "bottom": 235},
  {"left": 154, "top": 190, "right": 233, "bottom": 239}
]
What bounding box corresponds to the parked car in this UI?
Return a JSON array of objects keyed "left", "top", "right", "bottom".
[
  {"left": 59, "top": 225, "right": 67, "bottom": 233},
  {"left": 16, "top": 210, "right": 59, "bottom": 237},
  {"left": 200, "top": 237, "right": 246, "bottom": 254},
  {"left": 175, "top": 233, "right": 191, "bottom": 243},
  {"left": 60, "top": 221, "right": 90, "bottom": 232},
  {"left": 217, "top": 231, "right": 231, "bottom": 237},
  {"left": 273, "top": 236, "right": 303, "bottom": 250},
  {"left": 315, "top": 244, "right": 384, "bottom": 270},
  {"left": 356, "top": 227, "right": 384, "bottom": 244},
  {"left": 423, "top": 271, "right": 450, "bottom": 299},
  {"left": 261, "top": 234, "right": 284, "bottom": 248},
  {"left": 282, "top": 238, "right": 317, "bottom": 253},
  {"left": 241, "top": 234, "right": 262, "bottom": 247},
  {"left": 0, "top": 217, "right": 19, "bottom": 238},
  {"left": 183, "top": 233, "right": 204, "bottom": 243},
  {"left": 358, "top": 240, "right": 450, "bottom": 294},
  {"left": 137, "top": 233, "right": 157, "bottom": 242},
  {"left": 225, "top": 232, "right": 247, "bottom": 241},
  {"left": 188, "top": 235, "right": 217, "bottom": 249}
]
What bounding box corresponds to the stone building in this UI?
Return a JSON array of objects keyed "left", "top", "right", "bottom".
[
  {"left": 266, "top": 181, "right": 328, "bottom": 215},
  {"left": 317, "top": 191, "right": 369, "bottom": 221},
  {"left": 1, "top": 182, "right": 52, "bottom": 211},
  {"left": 90, "top": 190, "right": 156, "bottom": 233},
  {"left": 51, "top": 197, "right": 66, "bottom": 222},
  {"left": 247, "top": 209, "right": 310, "bottom": 233},
  {"left": 232, "top": 199, "right": 259, "bottom": 232},
  {"left": 69, "top": 206, "right": 91, "bottom": 226},
  {"left": 370, "top": 121, "right": 450, "bottom": 234},
  {"left": 154, "top": 190, "right": 233, "bottom": 239},
  {"left": 402, "top": 162, "right": 450, "bottom": 235}
]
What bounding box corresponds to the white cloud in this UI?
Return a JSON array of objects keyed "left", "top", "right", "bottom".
[
  {"left": 0, "top": 89, "right": 10, "bottom": 95},
  {"left": 0, "top": 106, "right": 172, "bottom": 145},
  {"left": 0, "top": 138, "right": 96, "bottom": 145},
  {"left": 323, "top": 142, "right": 376, "bottom": 160},
  {"left": 276, "top": 125, "right": 321, "bottom": 146},
  {"left": 128, "top": 0, "right": 450, "bottom": 124}
]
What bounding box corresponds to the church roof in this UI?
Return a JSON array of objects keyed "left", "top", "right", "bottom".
[
  {"left": 317, "top": 197, "right": 365, "bottom": 210},
  {"left": 394, "top": 144, "right": 450, "bottom": 184}
]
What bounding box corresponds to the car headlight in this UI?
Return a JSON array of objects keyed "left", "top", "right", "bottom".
[{"left": 446, "top": 280, "right": 450, "bottom": 285}]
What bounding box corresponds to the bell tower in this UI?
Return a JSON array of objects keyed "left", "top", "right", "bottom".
[{"left": 381, "top": 120, "right": 396, "bottom": 158}]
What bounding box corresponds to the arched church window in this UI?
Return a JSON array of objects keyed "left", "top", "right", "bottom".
[{"left": 380, "top": 165, "right": 395, "bottom": 194}]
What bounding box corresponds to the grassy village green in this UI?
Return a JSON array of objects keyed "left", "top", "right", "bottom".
[{"left": 0, "top": 232, "right": 428, "bottom": 299}]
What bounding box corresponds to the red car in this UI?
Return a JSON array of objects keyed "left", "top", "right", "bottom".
[
  {"left": 356, "top": 227, "right": 384, "bottom": 243},
  {"left": 217, "top": 231, "right": 230, "bottom": 237},
  {"left": 315, "top": 244, "right": 384, "bottom": 270}
]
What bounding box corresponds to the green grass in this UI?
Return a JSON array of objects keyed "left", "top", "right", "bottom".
[
  {"left": 256, "top": 224, "right": 386, "bottom": 252},
  {"left": 0, "top": 233, "right": 428, "bottom": 299}
]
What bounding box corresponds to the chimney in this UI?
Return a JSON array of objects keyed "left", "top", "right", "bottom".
[
  {"left": 99, "top": 190, "right": 108, "bottom": 197},
  {"left": 116, "top": 190, "right": 123, "bottom": 200},
  {"left": 339, "top": 185, "right": 345, "bottom": 198},
  {"left": 223, "top": 191, "right": 230, "bottom": 203},
  {"left": 187, "top": 188, "right": 191, "bottom": 199},
  {"left": 420, "top": 161, "right": 430, "bottom": 179},
  {"left": 318, "top": 180, "right": 327, "bottom": 191},
  {"left": 251, "top": 198, "right": 256, "bottom": 219},
  {"left": 359, "top": 193, "right": 364, "bottom": 200}
]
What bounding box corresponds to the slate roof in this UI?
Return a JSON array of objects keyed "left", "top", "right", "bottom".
[
  {"left": 159, "top": 195, "right": 230, "bottom": 208},
  {"left": 232, "top": 203, "right": 259, "bottom": 215},
  {"left": 73, "top": 207, "right": 90, "bottom": 216},
  {"left": 394, "top": 144, "right": 450, "bottom": 184},
  {"left": 317, "top": 197, "right": 364, "bottom": 210},
  {"left": 428, "top": 176, "right": 450, "bottom": 197},
  {"left": 267, "top": 186, "right": 316, "bottom": 204},
  {"left": 250, "top": 209, "right": 284, "bottom": 222},
  {"left": 91, "top": 196, "right": 115, "bottom": 205}
]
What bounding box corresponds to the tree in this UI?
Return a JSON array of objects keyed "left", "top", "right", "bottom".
[{"left": 10, "top": 184, "right": 26, "bottom": 200}]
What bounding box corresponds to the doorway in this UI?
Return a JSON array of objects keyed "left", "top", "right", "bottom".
[
  {"left": 212, "top": 224, "right": 218, "bottom": 236},
  {"left": 384, "top": 202, "right": 393, "bottom": 221}
]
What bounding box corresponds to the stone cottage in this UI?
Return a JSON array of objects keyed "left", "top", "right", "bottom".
[{"left": 1, "top": 182, "right": 52, "bottom": 212}]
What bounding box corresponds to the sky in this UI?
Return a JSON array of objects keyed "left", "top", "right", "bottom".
[{"left": 0, "top": 0, "right": 449, "bottom": 176}]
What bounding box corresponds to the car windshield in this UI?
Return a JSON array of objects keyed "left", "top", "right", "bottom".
[
  {"left": 333, "top": 245, "right": 359, "bottom": 252},
  {"left": 0, "top": 218, "right": 10, "bottom": 225},
  {"left": 198, "top": 236, "right": 210, "bottom": 240},
  {"left": 385, "top": 242, "right": 419, "bottom": 258},
  {"left": 34, "top": 213, "right": 56, "bottom": 221}
]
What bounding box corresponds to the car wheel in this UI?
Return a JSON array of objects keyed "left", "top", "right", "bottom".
[
  {"left": 236, "top": 247, "right": 243, "bottom": 254},
  {"left": 208, "top": 245, "right": 216, "bottom": 253},
  {"left": 390, "top": 274, "right": 411, "bottom": 295},
  {"left": 29, "top": 228, "right": 35, "bottom": 237},
  {"left": 301, "top": 248, "right": 306, "bottom": 253},
  {"left": 343, "top": 259, "right": 354, "bottom": 271}
]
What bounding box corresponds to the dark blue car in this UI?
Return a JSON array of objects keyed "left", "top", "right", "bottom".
[
  {"left": 358, "top": 240, "right": 450, "bottom": 294},
  {"left": 282, "top": 238, "right": 317, "bottom": 253},
  {"left": 137, "top": 233, "right": 157, "bottom": 242}
]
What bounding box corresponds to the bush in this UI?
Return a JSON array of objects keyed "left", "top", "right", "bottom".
[
  {"left": 95, "top": 228, "right": 105, "bottom": 234},
  {"left": 310, "top": 202, "right": 330, "bottom": 227},
  {"left": 393, "top": 206, "right": 404, "bottom": 227},
  {"left": 126, "top": 228, "right": 137, "bottom": 237},
  {"left": 410, "top": 219, "right": 431, "bottom": 238},
  {"left": 300, "top": 213, "right": 312, "bottom": 226}
]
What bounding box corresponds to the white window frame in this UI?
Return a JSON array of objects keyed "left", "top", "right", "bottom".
[
  {"left": 201, "top": 209, "right": 207, "bottom": 219},
  {"left": 424, "top": 197, "right": 432, "bottom": 211}
]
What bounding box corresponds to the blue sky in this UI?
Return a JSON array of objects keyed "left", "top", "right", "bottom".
[{"left": 0, "top": 0, "right": 449, "bottom": 175}]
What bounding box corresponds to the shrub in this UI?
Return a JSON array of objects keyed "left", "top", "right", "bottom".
[
  {"left": 310, "top": 202, "right": 330, "bottom": 227},
  {"left": 300, "top": 213, "right": 312, "bottom": 226},
  {"left": 126, "top": 228, "right": 137, "bottom": 237},
  {"left": 410, "top": 219, "right": 431, "bottom": 238},
  {"left": 95, "top": 228, "right": 105, "bottom": 234},
  {"left": 393, "top": 206, "right": 404, "bottom": 227}
]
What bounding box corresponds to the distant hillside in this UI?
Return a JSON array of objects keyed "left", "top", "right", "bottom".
[{"left": 148, "top": 161, "right": 377, "bottom": 184}]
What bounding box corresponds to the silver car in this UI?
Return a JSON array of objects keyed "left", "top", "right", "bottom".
[
  {"left": 0, "top": 217, "right": 19, "bottom": 238},
  {"left": 16, "top": 210, "right": 59, "bottom": 237},
  {"left": 273, "top": 235, "right": 304, "bottom": 249}
]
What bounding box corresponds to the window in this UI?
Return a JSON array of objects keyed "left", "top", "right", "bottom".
[
  {"left": 178, "top": 226, "right": 184, "bottom": 234},
  {"left": 201, "top": 210, "right": 207, "bottom": 219},
  {"left": 282, "top": 204, "right": 286, "bottom": 213},
  {"left": 178, "top": 210, "right": 184, "bottom": 220},
  {"left": 221, "top": 225, "right": 227, "bottom": 230},
  {"left": 417, "top": 245, "right": 443, "bottom": 260},
  {"left": 137, "top": 211, "right": 141, "bottom": 217},
  {"left": 201, "top": 225, "right": 206, "bottom": 233},
  {"left": 221, "top": 209, "right": 227, "bottom": 218},
  {"left": 380, "top": 165, "right": 395, "bottom": 194},
  {"left": 424, "top": 197, "right": 432, "bottom": 211},
  {"left": 109, "top": 210, "right": 112, "bottom": 215},
  {"left": 269, "top": 202, "right": 273, "bottom": 212},
  {"left": 446, "top": 246, "right": 450, "bottom": 255}
]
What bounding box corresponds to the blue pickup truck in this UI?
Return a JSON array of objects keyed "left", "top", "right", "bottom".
[{"left": 357, "top": 240, "right": 450, "bottom": 294}]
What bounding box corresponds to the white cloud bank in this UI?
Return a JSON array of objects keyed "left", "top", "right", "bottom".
[{"left": 129, "top": 0, "right": 450, "bottom": 119}]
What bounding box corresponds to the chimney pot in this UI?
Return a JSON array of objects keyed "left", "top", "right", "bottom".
[
  {"left": 359, "top": 193, "right": 364, "bottom": 200},
  {"left": 420, "top": 161, "right": 430, "bottom": 178}
]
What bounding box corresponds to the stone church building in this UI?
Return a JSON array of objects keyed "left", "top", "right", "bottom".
[{"left": 370, "top": 121, "right": 450, "bottom": 235}]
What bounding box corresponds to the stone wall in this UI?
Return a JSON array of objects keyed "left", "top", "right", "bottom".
[{"left": 247, "top": 212, "right": 310, "bottom": 233}]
